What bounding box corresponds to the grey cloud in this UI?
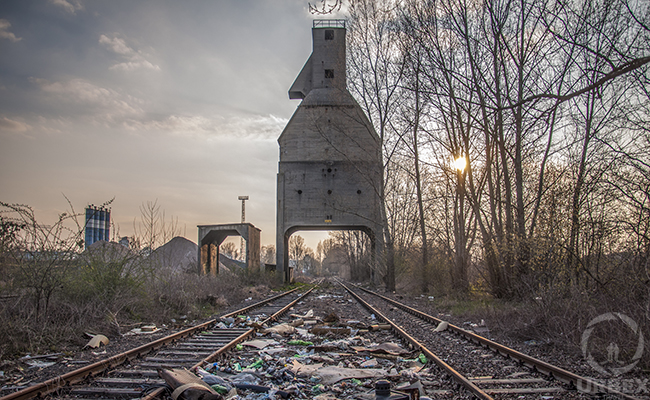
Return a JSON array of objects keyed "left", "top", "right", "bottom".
[
  {"left": 0, "top": 19, "right": 21, "bottom": 42},
  {"left": 49, "top": 0, "right": 84, "bottom": 14},
  {"left": 30, "top": 77, "right": 144, "bottom": 123},
  {"left": 0, "top": 117, "right": 29, "bottom": 132},
  {"left": 123, "top": 113, "right": 287, "bottom": 141},
  {"left": 99, "top": 34, "right": 160, "bottom": 71}
]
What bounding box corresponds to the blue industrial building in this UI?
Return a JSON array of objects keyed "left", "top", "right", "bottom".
[{"left": 85, "top": 205, "right": 110, "bottom": 249}]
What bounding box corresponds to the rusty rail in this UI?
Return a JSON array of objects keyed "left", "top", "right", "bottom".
[
  {"left": 339, "top": 281, "right": 494, "bottom": 400},
  {"left": 0, "top": 286, "right": 306, "bottom": 400},
  {"left": 352, "top": 283, "right": 640, "bottom": 400}
]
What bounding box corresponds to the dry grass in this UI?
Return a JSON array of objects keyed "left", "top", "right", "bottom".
[{"left": 0, "top": 264, "right": 278, "bottom": 360}]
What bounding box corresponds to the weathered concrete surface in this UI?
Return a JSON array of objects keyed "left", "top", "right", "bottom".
[
  {"left": 197, "top": 223, "right": 261, "bottom": 274},
  {"left": 277, "top": 21, "right": 384, "bottom": 282}
]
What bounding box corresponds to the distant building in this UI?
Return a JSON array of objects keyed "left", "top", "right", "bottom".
[{"left": 85, "top": 205, "right": 110, "bottom": 249}]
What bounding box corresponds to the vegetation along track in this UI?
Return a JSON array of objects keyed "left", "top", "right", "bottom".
[
  {"left": 0, "top": 285, "right": 315, "bottom": 400},
  {"left": 342, "top": 281, "right": 639, "bottom": 400}
]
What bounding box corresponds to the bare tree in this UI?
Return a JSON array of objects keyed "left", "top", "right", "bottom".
[{"left": 347, "top": 0, "right": 406, "bottom": 290}]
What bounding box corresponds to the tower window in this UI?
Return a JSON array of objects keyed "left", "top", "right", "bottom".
[
  {"left": 325, "top": 69, "right": 334, "bottom": 79},
  {"left": 325, "top": 30, "right": 334, "bottom": 40}
]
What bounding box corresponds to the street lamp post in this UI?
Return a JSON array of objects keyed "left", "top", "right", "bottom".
[{"left": 238, "top": 196, "right": 249, "bottom": 261}]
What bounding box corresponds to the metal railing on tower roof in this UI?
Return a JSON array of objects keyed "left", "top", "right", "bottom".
[{"left": 313, "top": 19, "right": 346, "bottom": 28}]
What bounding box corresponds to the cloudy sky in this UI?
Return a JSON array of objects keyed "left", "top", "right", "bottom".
[{"left": 0, "top": 1, "right": 346, "bottom": 248}]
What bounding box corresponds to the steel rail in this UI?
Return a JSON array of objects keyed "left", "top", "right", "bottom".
[
  {"left": 339, "top": 281, "right": 494, "bottom": 400},
  {"left": 353, "top": 283, "right": 640, "bottom": 400},
  {"left": 220, "top": 286, "right": 301, "bottom": 318},
  {"left": 192, "top": 284, "right": 316, "bottom": 370},
  {"left": 141, "top": 285, "right": 317, "bottom": 400},
  {"left": 0, "top": 286, "right": 304, "bottom": 400}
]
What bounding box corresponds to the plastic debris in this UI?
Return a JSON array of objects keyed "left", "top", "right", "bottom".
[
  {"left": 351, "top": 342, "right": 409, "bottom": 356},
  {"left": 360, "top": 358, "right": 378, "bottom": 368},
  {"left": 84, "top": 334, "right": 109, "bottom": 349},
  {"left": 261, "top": 323, "right": 296, "bottom": 335},
  {"left": 287, "top": 340, "right": 314, "bottom": 346},
  {"left": 289, "top": 359, "right": 388, "bottom": 384},
  {"left": 290, "top": 309, "right": 314, "bottom": 319},
  {"left": 433, "top": 321, "right": 448, "bottom": 332},
  {"left": 242, "top": 339, "right": 278, "bottom": 349},
  {"left": 24, "top": 360, "right": 56, "bottom": 369}
]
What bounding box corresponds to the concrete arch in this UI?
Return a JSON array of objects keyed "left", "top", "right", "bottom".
[
  {"left": 279, "top": 224, "right": 381, "bottom": 283},
  {"left": 197, "top": 223, "right": 260, "bottom": 275}
]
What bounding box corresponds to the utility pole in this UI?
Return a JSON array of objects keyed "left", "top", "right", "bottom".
[{"left": 238, "top": 196, "right": 249, "bottom": 261}]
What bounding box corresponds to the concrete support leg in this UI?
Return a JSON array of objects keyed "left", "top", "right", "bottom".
[
  {"left": 209, "top": 243, "right": 218, "bottom": 275},
  {"left": 200, "top": 244, "right": 208, "bottom": 275}
]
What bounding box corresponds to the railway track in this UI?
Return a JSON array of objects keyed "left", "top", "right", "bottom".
[
  {"left": 0, "top": 285, "right": 314, "bottom": 400},
  {"left": 2, "top": 279, "right": 641, "bottom": 399},
  {"left": 341, "top": 281, "right": 640, "bottom": 400}
]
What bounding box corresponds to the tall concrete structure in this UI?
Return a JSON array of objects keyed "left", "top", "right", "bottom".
[{"left": 277, "top": 20, "right": 384, "bottom": 282}]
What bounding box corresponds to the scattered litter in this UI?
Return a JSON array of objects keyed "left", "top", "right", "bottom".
[
  {"left": 369, "top": 324, "right": 391, "bottom": 331},
  {"left": 351, "top": 342, "right": 409, "bottom": 356},
  {"left": 159, "top": 368, "right": 218, "bottom": 399},
  {"left": 287, "top": 340, "right": 314, "bottom": 346},
  {"left": 231, "top": 372, "right": 260, "bottom": 385},
  {"left": 261, "top": 323, "right": 296, "bottom": 335},
  {"left": 288, "top": 359, "right": 388, "bottom": 384},
  {"left": 20, "top": 353, "right": 62, "bottom": 361},
  {"left": 24, "top": 360, "right": 56, "bottom": 369},
  {"left": 323, "top": 312, "right": 339, "bottom": 323},
  {"left": 125, "top": 325, "right": 160, "bottom": 335},
  {"left": 84, "top": 334, "right": 109, "bottom": 349},
  {"left": 241, "top": 339, "right": 278, "bottom": 349},
  {"left": 290, "top": 309, "right": 314, "bottom": 319},
  {"left": 196, "top": 367, "right": 233, "bottom": 391},
  {"left": 433, "top": 321, "right": 449, "bottom": 332},
  {"left": 360, "top": 358, "right": 378, "bottom": 368},
  {"left": 310, "top": 326, "right": 351, "bottom": 336},
  {"left": 396, "top": 380, "right": 425, "bottom": 397}
]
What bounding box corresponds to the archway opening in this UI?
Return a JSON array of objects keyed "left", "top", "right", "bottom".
[{"left": 285, "top": 228, "right": 374, "bottom": 282}]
